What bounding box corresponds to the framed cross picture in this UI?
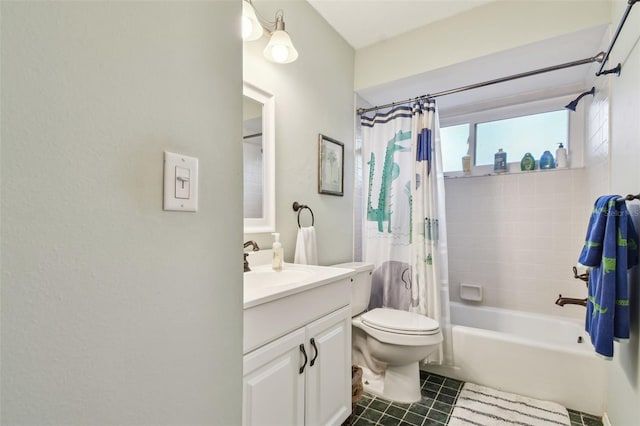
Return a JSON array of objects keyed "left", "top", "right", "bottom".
[{"left": 318, "top": 134, "right": 344, "bottom": 196}]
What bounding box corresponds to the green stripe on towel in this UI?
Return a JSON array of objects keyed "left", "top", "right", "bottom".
[
  {"left": 603, "top": 257, "right": 616, "bottom": 274},
  {"left": 618, "top": 229, "right": 628, "bottom": 247},
  {"left": 589, "top": 296, "right": 609, "bottom": 316}
]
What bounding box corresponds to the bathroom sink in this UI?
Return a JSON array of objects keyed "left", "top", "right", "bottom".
[{"left": 244, "top": 267, "right": 314, "bottom": 288}]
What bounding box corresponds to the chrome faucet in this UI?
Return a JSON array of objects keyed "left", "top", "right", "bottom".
[{"left": 243, "top": 240, "right": 260, "bottom": 272}]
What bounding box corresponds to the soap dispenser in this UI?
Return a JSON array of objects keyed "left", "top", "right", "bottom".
[{"left": 272, "top": 232, "right": 283, "bottom": 271}]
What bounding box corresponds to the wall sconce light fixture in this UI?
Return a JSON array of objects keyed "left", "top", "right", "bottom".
[
  {"left": 242, "top": 0, "right": 263, "bottom": 41},
  {"left": 242, "top": 0, "right": 299, "bottom": 64}
]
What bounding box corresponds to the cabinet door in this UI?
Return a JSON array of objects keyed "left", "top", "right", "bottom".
[
  {"left": 304, "top": 306, "right": 352, "bottom": 426},
  {"left": 243, "top": 328, "right": 306, "bottom": 426}
]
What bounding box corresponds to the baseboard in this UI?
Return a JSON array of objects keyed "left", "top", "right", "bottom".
[{"left": 602, "top": 412, "right": 612, "bottom": 426}]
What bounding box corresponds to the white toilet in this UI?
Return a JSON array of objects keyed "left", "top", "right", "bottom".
[{"left": 332, "top": 262, "right": 443, "bottom": 403}]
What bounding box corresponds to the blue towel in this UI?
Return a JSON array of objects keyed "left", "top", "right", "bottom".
[{"left": 579, "top": 196, "right": 638, "bottom": 357}]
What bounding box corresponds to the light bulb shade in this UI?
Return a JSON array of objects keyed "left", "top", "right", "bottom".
[
  {"left": 263, "top": 29, "right": 299, "bottom": 64},
  {"left": 242, "top": 1, "right": 263, "bottom": 41}
]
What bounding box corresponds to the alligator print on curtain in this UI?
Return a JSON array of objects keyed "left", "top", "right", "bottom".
[{"left": 361, "top": 101, "right": 452, "bottom": 364}]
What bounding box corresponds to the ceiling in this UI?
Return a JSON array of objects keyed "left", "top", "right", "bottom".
[
  {"left": 306, "top": 1, "right": 609, "bottom": 115},
  {"left": 307, "top": 0, "right": 495, "bottom": 49}
]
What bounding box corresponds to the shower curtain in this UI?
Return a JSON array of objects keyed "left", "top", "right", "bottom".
[{"left": 360, "top": 101, "right": 452, "bottom": 365}]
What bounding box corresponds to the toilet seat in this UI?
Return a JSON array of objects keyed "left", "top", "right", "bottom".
[
  {"left": 361, "top": 308, "right": 440, "bottom": 335},
  {"left": 354, "top": 308, "right": 443, "bottom": 347}
]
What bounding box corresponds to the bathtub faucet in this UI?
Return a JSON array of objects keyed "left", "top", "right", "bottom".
[{"left": 555, "top": 294, "right": 587, "bottom": 307}]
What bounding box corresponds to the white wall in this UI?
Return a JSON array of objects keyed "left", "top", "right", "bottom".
[
  {"left": 355, "top": 0, "right": 610, "bottom": 92},
  {"left": 605, "top": 0, "right": 640, "bottom": 423},
  {"left": 1, "top": 2, "right": 243, "bottom": 424},
  {"left": 243, "top": 0, "right": 355, "bottom": 265}
]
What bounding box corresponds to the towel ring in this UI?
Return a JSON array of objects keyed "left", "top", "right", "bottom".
[{"left": 292, "top": 201, "right": 315, "bottom": 228}]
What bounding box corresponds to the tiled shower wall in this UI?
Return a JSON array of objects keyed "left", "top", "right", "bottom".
[
  {"left": 444, "top": 80, "right": 610, "bottom": 321},
  {"left": 584, "top": 76, "right": 610, "bottom": 201},
  {"left": 445, "top": 170, "right": 589, "bottom": 320}
]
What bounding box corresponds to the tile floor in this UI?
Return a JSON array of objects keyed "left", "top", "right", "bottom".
[{"left": 349, "top": 371, "right": 603, "bottom": 426}]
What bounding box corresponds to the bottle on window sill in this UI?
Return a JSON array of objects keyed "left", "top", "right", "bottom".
[
  {"left": 556, "top": 143, "right": 568, "bottom": 168},
  {"left": 520, "top": 152, "right": 536, "bottom": 171},
  {"left": 494, "top": 149, "right": 507, "bottom": 174},
  {"left": 539, "top": 150, "right": 556, "bottom": 169}
]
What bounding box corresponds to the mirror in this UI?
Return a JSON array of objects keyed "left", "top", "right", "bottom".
[{"left": 243, "top": 82, "right": 275, "bottom": 233}]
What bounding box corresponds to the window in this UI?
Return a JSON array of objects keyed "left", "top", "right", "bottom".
[
  {"left": 441, "top": 124, "right": 470, "bottom": 173},
  {"left": 440, "top": 96, "right": 579, "bottom": 175},
  {"left": 475, "top": 110, "right": 568, "bottom": 166}
]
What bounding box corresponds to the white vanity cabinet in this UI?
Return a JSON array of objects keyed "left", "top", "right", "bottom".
[
  {"left": 243, "top": 267, "right": 353, "bottom": 426},
  {"left": 242, "top": 306, "right": 351, "bottom": 426},
  {"left": 304, "top": 306, "right": 352, "bottom": 426},
  {"left": 242, "top": 328, "right": 306, "bottom": 426}
]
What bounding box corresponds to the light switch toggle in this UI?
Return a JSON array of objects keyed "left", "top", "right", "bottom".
[
  {"left": 163, "top": 151, "right": 198, "bottom": 212},
  {"left": 175, "top": 166, "right": 190, "bottom": 199}
]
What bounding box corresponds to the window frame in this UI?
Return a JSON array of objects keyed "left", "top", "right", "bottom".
[{"left": 440, "top": 94, "right": 585, "bottom": 177}]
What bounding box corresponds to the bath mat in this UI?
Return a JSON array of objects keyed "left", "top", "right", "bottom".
[{"left": 449, "top": 383, "right": 570, "bottom": 426}]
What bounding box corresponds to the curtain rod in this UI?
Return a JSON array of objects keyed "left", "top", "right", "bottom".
[
  {"left": 596, "top": 0, "right": 638, "bottom": 76},
  {"left": 356, "top": 52, "right": 605, "bottom": 116}
]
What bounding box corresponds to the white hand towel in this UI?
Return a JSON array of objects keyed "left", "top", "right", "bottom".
[{"left": 294, "top": 226, "right": 318, "bottom": 265}]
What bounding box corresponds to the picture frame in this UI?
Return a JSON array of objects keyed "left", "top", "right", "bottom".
[{"left": 318, "top": 134, "right": 344, "bottom": 196}]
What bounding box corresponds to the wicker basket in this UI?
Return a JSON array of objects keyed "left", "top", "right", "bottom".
[{"left": 343, "top": 366, "right": 363, "bottom": 426}]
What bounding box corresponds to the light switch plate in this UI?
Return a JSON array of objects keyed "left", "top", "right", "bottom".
[{"left": 164, "top": 151, "right": 198, "bottom": 211}]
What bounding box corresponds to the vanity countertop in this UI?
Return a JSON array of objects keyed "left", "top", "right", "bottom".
[{"left": 243, "top": 262, "right": 355, "bottom": 309}]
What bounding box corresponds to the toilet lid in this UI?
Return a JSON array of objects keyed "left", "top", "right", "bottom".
[{"left": 361, "top": 308, "right": 440, "bottom": 335}]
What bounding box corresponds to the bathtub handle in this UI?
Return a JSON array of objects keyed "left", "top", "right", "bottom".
[
  {"left": 572, "top": 266, "right": 589, "bottom": 286},
  {"left": 299, "top": 344, "right": 308, "bottom": 374},
  {"left": 310, "top": 338, "right": 319, "bottom": 367}
]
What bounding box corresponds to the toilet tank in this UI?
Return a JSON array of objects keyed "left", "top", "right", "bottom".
[{"left": 331, "top": 262, "right": 374, "bottom": 317}]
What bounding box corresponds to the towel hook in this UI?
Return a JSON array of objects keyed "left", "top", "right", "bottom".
[{"left": 292, "top": 201, "right": 315, "bottom": 228}]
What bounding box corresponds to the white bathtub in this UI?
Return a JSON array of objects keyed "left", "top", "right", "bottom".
[{"left": 425, "top": 302, "right": 607, "bottom": 415}]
